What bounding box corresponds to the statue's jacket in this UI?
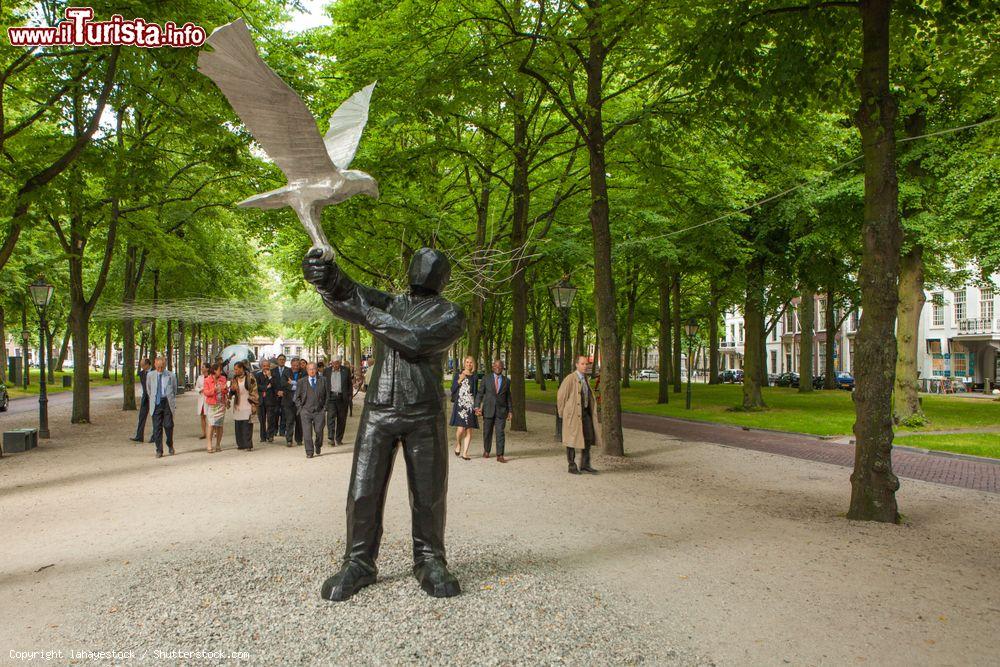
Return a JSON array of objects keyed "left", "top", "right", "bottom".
[{"left": 315, "top": 268, "right": 466, "bottom": 415}]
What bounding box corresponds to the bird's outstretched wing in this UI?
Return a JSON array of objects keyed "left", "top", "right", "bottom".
[
  {"left": 323, "top": 82, "right": 376, "bottom": 169},
  {"left": 198, "top": 19, "right": 337, "bottom": 182}
]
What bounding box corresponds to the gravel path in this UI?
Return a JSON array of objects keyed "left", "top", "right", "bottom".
[
  {"left": 67, "top": 537, "right": 691, "bottom": 665},
  {"left": 3, "top": 389, "right": 999, "bottom": 665}
]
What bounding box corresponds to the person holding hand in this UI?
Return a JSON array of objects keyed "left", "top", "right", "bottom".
[{"left": 449, "top": 356, "right": 479, "bottom": 460}]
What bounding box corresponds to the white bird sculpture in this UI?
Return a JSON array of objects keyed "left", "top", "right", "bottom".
[{"left": 198, "top": 19, "right": 378, "bottom": 260}]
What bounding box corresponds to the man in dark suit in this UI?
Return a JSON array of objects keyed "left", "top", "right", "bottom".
[
  {"left": 475, "top": 359, "right": 512, "bottom": 462},
  {"left": 129, "top": 358, "right": 152, "bottom": 443},
  {"left": 323, "top": 355, "right": 352, "bottom": 446},
  {"left": 296, "top": 362, "right": 328, "bottom": 458},
  {"left": 255, "top": 359, "right": 278, "bottom": 442},
  {"left": 289, "top": 358, "right": 304, "bottom": 445},
  {"left": 273, "top": 354, "right": 300, "bottom": 446}
]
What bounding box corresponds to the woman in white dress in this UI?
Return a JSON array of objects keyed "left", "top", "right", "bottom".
[{"left": 195, "top": 363, "right": 210, "bottom": 441}]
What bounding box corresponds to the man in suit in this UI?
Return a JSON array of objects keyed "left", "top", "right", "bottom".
[
  {"left": 145, "top": 356, "right": 177, "bottom": 458},
  {"left": 323, "top": 355, "right": 352, "bottom": 446},
  {"left": 273, "top": 354, "right": 290, "bottom": 436},
  {"left": 130, "top": 358, "right": 152, "bottom": 442},
  {"left": 255, "top": 359, "right": 277, "bottom": 442},
  {"left": 272, "top": 354, "right": 296, "bottom": 444},
  {"left": 289, "top": 358, "right": 304, "bottom": 446},
  {"left": 296, "top": 362, "right": 328, "bottom": 458},
  {"left": 475, "top": 359, "right": 512, "bottom": 462}
]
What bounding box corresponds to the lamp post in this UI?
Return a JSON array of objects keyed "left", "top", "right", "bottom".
[
  {"left": 548, "top": 276, "right": 578, "bottom": 439},
  {"left": 684, "top": 318, "right": 699, "bottom": 411},
  {"left": 28, "top": 278, "right": 54, "bottom": 438},
  {"left": 20, "top": 327, "right": 31, "bottom": 389}
]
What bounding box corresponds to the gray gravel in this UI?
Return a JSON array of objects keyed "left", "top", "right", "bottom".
[{"left": 66, "top": 536, "right": 700, "bottom": 665}]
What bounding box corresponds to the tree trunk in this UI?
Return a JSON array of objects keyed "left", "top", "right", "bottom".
[
  {"left": 671, "top": 274, "right": 682, "bottom": 393},
  {"left": 0, "top": 303, "right": 6, "bottom": 384},
  {"left": 69, "top": 300, "right": 90, "bottom": 423},
  {"left": 102, "top": 323, "right": 112, "bottom": 379},
  {"left": 657, "top": 272, "right": 671, "bottom": 404},
  {"left": 824, "top": 287, "right": 838, "bottom": 389},
  {"left": 178, "top": 320, "right": 186, "bottom": 389},
  {"left": 575, "top": 304, "right": 585, "bottom": 357},
  {"left": 56, "top": 325, "right": 70, "bottom": 372},
  {"left": 708, "top": 284, "right": 720, "bottom": 384},
  {"left": 799, "top": 286, "right": 815, "bottom": 393},
  {"left": 508, "top": 107, "right": 530, "bottom": 432},
  {"left": 528, "top": 287, "right": 546, "bottom": 391},
  {"left": 893, "top": 245, "right": 924, "bottom": 422},
  {"left": 742, "top": 256, "right": 767, "bottom": 409},
  {"left": 622, "top": 265, "right": 638, "bottom": 389},
  {"left": 46, "top": 324, "right": 56, "bottom": 384},
  {"left": 848, "top": 0, "right": 902, "bottom": 523},
  {"left": 165, "top": 319, "right": 173, "bottom": 371}
]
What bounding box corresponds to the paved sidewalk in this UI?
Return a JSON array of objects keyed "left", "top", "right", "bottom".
[{"left": 526, "top": 400, "right": 999, "bottom": 494}]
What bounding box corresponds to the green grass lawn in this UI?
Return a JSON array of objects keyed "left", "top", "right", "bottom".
[
  {"left": 5, "top": 370, "right": 121, "bottom": 400},
  {"left": 893, "top": 433, "right": 1000, "bottom": 459},
  {"left": 524, "top": 380, "right": 1000, "bottom": 438}
]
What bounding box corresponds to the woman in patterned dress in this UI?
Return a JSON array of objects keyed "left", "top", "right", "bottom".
[{"left": 449, "top": 356, "right": 479, "bottom": 460}]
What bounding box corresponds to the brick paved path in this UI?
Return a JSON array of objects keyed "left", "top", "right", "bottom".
[{"left": 526, "top": 400, "right": 999, "bottom": 494}]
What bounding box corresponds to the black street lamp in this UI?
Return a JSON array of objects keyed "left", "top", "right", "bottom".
[
  {"left": 20, "top": 327, "right": 31, "bottom": 389},
  {"left": 28, "top": 278, "right": 54, "bottom": 438},
  {"left": 548, "top": 275, "right": 578, "bottom": 439},
  {"left": 684, "top": 318, "right": 699, "bottom": 411}
]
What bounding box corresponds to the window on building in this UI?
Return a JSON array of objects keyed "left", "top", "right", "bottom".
[
  {"left": 785, "top": 307, "right": 797, "bottom": 333},
  {"left": 730, "top": 324, "right": 735, "bottom": 341},
  {"left": 771, "top": 326, "right": 778, "bottom": 342},
  {"left": 738, "top": 323, "right": 744, "bottom": 342},
  {"left": 981, "top": 287, "right": 995, "bottom": 321},
  {"left": 931, "top": 292, "right": 944, "bottom": 326},
  {"left": 817, "top": 342, "right": 826, "bottom": 375},
  {"left": 817, "top": 298, "right": 826, "bottom": 331},
  {"left": 850, "top": 310, "right": 859, "bottom": 331},
  {"left": 954, "top": 289, "right": 966, "bottom": 322},
  {"left": 770, "top": 350, "right": 777, "bottom": 373}
]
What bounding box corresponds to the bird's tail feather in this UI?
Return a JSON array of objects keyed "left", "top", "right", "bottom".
[{"left": 237, "top": 187, "right": 289, "bottom": 210}]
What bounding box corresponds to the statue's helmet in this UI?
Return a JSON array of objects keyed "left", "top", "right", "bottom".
[{"left": 407, "top": 247, "right": 451, "bottom": 294}]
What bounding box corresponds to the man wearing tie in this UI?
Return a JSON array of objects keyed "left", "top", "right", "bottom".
[
  {"left": 130, "top": 358, "right": 152, "bottom": 443},
  {"left": 557, "top": 355, "right": 601, "bottom": 474},
  {"left": 296, "top": 362, "right": 328, "bottom": 458},
  {"left": 323, "top": 355, "right": 352, "bottom": 446},
  {"left": 272, "top": 354, "right": 295, "bottom": 445},
  {"left": 475, "top": 359, "right": 512, "bottom": 462},
  {"left": 145, "top": 356, "right": 178, "bottom": 458}
]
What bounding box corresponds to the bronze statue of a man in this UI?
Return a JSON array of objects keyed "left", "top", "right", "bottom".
[{"left": 303, "top": 247, "right": 466, "bottom": 600}]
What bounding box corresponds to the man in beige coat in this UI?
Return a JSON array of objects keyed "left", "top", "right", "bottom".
[{"left": 557, "top": 355, "right": 601, "bottom": 474}]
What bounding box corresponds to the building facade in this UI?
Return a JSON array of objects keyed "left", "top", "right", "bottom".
[{"left": 719, "top": 280, "right": 999, "bottom": 391}]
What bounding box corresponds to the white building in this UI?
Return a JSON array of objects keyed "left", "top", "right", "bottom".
[{"left": 719, "top": 280, "right": 999, "bottom": 391}]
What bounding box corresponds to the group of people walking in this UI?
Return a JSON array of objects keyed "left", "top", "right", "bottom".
[
  {"left": 131, "top": 353, "right": 359, "bottom": 459},
  {"left": 131, "top": 349, "right": 598, "bottom": 473},
  {"left": 450, "top": 354, "right": 600, "bottom": 474}
]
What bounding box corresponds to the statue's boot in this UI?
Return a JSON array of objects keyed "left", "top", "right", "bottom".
[
  {"left": 320, "top": 562, "right": 377, "bottom": 601},
  {"left": 413, "top": 558, "right": 461, "bottom": 598}
]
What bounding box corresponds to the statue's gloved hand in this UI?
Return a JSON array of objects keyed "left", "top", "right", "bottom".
[{"left": 303, "top": 248, "right": 339, "bottom": 290}]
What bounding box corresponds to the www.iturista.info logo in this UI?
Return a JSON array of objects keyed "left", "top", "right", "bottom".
[{"left": 7, "top": 7, "right": 207, "bottom": 48}]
